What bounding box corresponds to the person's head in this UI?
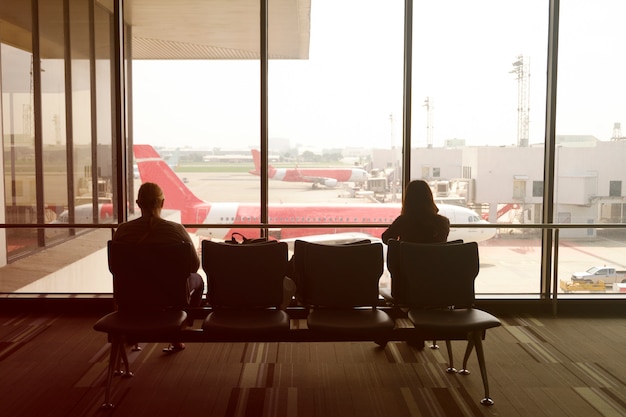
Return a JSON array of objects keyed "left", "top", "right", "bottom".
[
  {"left": 137, "top": 182, "right": 164, "bottom": 217},
  {"left": 401, "top": 180, "right": 438, "bottom": 216}
]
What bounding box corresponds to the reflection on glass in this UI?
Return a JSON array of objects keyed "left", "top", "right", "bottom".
[
  {"left": 1, "top": 3, "right": 37, "bottom": 259},
  {"left": 70, "top": 0, "right": 95, "bottom": 226},
  {"left": 40, "top": 0, "right": 69, "bottom": 244},
  {"left": 92, "top": 4, "right": 114, "bottom": 225}
]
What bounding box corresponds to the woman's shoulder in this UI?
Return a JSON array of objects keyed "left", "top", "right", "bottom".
[
  {"left": 405, "top": 212, "right": 446, "bottom": 223},
  {"left": 435, "top": 213, "right": 450, "bottom": 224}
]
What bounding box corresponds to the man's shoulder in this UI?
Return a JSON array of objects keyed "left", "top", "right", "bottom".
[
  {"left": 155, "top": 218, "right": 186, "bottom": 231},
  {"left": 118, "top": 216, "right": 147, "bottom": 226},
  {"left": 113, "top": 217, "right": 143, "bottom": 234}
]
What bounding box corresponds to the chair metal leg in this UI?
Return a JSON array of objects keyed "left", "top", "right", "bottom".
[
  {"left": 445, "top": 340, "right": 457, "bottom": 373},
  {"left": 459, "top": 338, "right": 475, "bottom": 375},
  {"left": 117, "top": 343, "right": 134, "bottom": 378},
  {"left": 111, "top": 338, "right": 134, "bottom": 377},
  {"left": 101, "top": 337, "right": 121, "bottom": 408},
  {"left": 471, "top": 331, "right": 495, "bottom": 406},
  {"left": 101, "top": 335, "right": 135, "bottom": 409},
  {"left": 430, "top": 340, "right": 439, "bottom": 349}
]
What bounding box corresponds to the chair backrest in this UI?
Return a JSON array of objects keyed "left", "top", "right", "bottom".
[
  {"left": 386, "top": 239, "right": 464, "bottom": 305},
  {"left": 107, "top": 240, "right": 192, "bottom": 311},
  {"left": 294, "top": 239, "right": 383, "bottom": 307},
  {"left": 387, "top": 240, "right": 479, "bottom": 308},
  {"left": 202, "top": 240, "right": 288, "bottom": 308}
]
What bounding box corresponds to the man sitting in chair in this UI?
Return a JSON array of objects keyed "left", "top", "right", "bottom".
[{"left": 113, "top": 182, "right": 204, "bottom": 353}]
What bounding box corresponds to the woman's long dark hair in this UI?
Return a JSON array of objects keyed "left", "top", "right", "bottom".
[{"left": 401, "top": 180, "right": 439, "bottom": 216}]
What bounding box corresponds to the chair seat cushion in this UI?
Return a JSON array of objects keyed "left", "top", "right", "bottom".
[
  {"left": 307, "top": 309, "right": 395, "bottom": 333},
  {"left": 202, "top": 309, "right": 290, "bottom": 334},
  {"left": 93, "top": 310, "right": 188, "bottom": 337},
  {"left": 408, "top": 308, "right": 501, "bottom": 334}
]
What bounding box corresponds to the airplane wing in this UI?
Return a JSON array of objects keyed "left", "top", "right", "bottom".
[
  {"left": 279, "top": 232, "right": 379, "bottom": 251},
  {"left": 301, "top": 176, "right": 339, "bottom": 187}
]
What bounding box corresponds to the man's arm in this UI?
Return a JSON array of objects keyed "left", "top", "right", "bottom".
[{"left": 177, "top": 224, "right": 200, "bottom": 272}]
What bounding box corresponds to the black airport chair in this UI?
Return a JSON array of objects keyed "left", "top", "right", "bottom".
[
  {"left": 201, "top": 240, "right": 290, "bottom": 336},
  {"left": 387, "top": 239, "right": 501, "bottom": 406},
  {"left": 294, "top": 239, "right": 394, "bottom": 346},
  {"left": 93, "top": 241, "right": 192, "bottom": 408}
]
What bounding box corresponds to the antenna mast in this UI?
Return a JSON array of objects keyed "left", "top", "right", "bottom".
[
  {"left": 424, "top": 97, "right": 434, "bottom": 148},
  {"left": 510, "top": 55, "right": 530, "bottom": 147},
  {"left": 611, "top": 122, "right": 625, "bottom": 141}
]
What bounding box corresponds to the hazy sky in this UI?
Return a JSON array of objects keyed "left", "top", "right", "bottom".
[{"left": 131, "top": 0, "right": 626, "bottom": 151}]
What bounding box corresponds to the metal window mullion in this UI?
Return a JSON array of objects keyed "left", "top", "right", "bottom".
[
  {"left": 63, "top": 0, "right": 75, "bottom": 237},
  {"left": 126, "top": 23, "right": 135, "bottom": 216},
  {"left": 112, "top": 0, "right": 127, "bottom": 223},
  {"left": 402, "top": 0, "right": 413, "bottom": 188},
  {"left": 31, "top": 0, "right": 45, "bottom": 246},
  {"left": 260, "top": 0, "right": 268, "bottom": 235},
  {"left": 541, "top": 0, "right": 560, "bottom": 298},
  {"left": 88, "top": 0, "right": 98, "bottom": 225}
]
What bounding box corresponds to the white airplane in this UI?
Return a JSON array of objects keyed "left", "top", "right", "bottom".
[
  {"left": 132, "top": 145, "right": 496, "bottom": 243},
  {"left": 52, "top": 146, "right": 495, "bottom": 244},
  {"left": 249, "top": 149, "right": 368, "bottom": 188},
  {"left": 53, "top": 204, "right": 113, "bottom": 224}
]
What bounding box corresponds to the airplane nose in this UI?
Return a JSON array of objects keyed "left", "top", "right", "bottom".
[{"left": 484, "top": 226, "right": 497, "bottom": 240}]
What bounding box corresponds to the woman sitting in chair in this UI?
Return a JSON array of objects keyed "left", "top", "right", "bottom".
[
  {"left": 382, "top": 179, "right": 450, "bottom": 244},
  {"left": 113, "top": 182, "right": 204, "bottom": 353}
]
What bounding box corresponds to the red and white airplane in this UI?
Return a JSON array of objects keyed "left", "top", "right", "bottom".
[
  {"left": 248, "top": 149, "right": 368, "bottom": 188},
  {"left": 133, "top": 145, "right": 495, "bottom": 243}
]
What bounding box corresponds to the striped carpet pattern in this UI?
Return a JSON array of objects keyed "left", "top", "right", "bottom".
[{"left": 1, "top": 313, "right": 625, "bottom": 416}]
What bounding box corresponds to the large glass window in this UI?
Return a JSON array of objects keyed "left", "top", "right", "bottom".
[
  {"left": 0, "top": 0, "right": 115, "bottom": 294},
  {"left": 266, "top": 0, "right": 404, "bottom": 241},
  {"left": 69, "top": 0, "right": 94, "bottom": 219},
  {"left": 1, "top": 1, "right": 36, "bottom": 261},
  {"left": 411, "top": 1, "right": 548, "bottom": 295},
  {"left": 39, "top": 0, "right": 69, "bottom": 244},
  {"left": 131, "top": 0, "right": 261, "bottom": 244},
  {"left": 554, "top": 0, "right": 626, "bottom": 296},
  {"left": 1, "top": 0, "right": 626, "bottom": 301},
  {"left": 93, "top": 2, "right": 114, "bottom": 224}
]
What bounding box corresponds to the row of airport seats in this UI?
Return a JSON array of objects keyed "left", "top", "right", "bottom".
[{"left": 93, "top": 238, "right": 500, "bottom": 408}]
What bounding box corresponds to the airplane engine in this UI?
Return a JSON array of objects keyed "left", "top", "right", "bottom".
[{"left": 322, "top": 178, "right": 338, "bottom": 187}]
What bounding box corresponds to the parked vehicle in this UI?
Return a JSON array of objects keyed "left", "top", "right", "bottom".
[{"left": 571, "top": 266, "right": 626, "bottom": 285}]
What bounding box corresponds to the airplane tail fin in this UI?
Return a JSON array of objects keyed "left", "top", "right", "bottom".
[
  {"left": 133, "top": 145, "right": 204, "bottom": 209},
  {"left": 249, "top": 149, "right": 261, "bottom": 175},
  {"left": 249, "top": 149, "right": 277, "bottom": 177}
]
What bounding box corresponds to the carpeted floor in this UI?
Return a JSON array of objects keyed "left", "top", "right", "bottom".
[{"left": 1, "top": 312, "right": 626, "bottom": 416}]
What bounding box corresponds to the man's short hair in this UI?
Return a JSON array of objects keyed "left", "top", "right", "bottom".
[{"left": 137, "top": 182, "right": 164, "bottom": 209}]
